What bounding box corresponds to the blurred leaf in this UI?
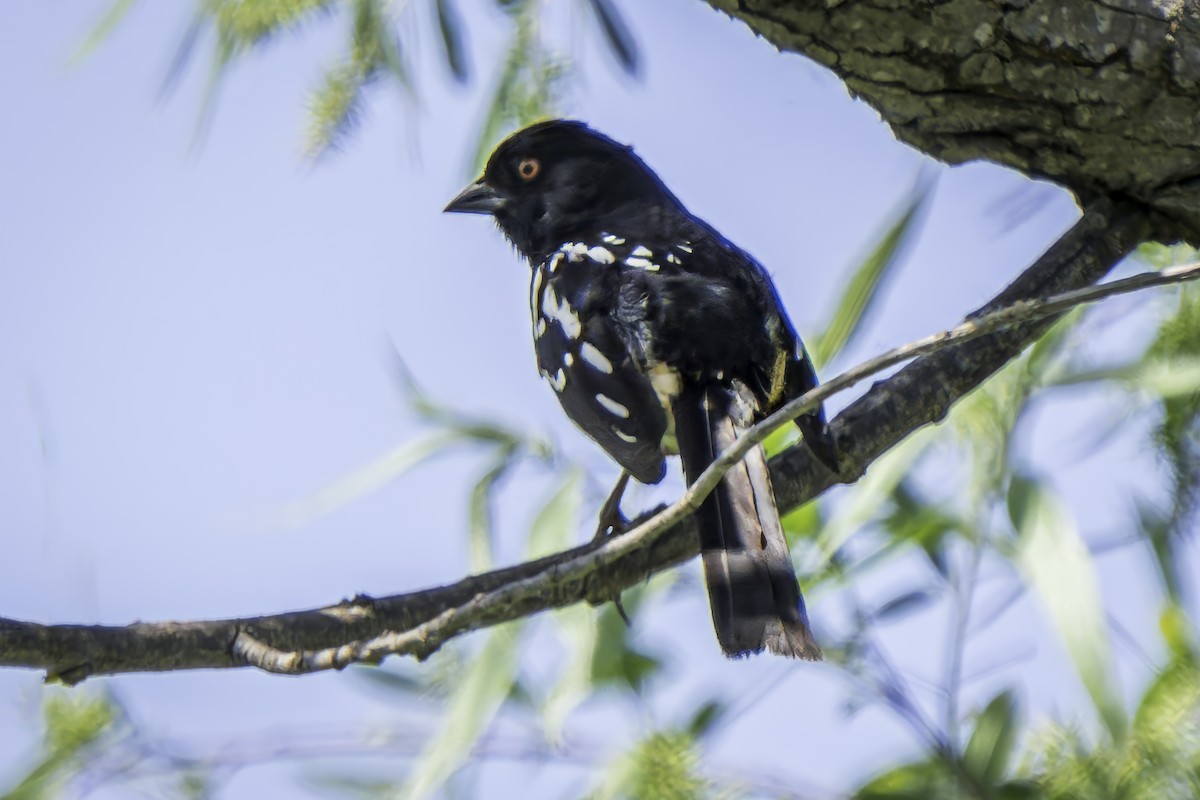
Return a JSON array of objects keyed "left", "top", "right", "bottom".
[
  {"left": 353, "top": 663, "right": 425, "bottom": 696},
  {"left": 526, "top": 468, "right": 583, "bottom": 558},
  {"left": 590, "top": 731, "right": 705, "bottom": 800},
  {"left": 871, "top": 588, "right": 936, "bottom": 624},
  {"left": 396, "top": 622, "right": 523, "bottom": 800},
  {"left": 4, "top": 693, "right": 119, "bottom": 800},
  {"left": 306, "top": 0, "right": 408, "bottom": 155},
  {"left": 532, "top": 471, "right": 593, "bottom": 741},
  {"left": 1136, "top": 242, "right": 1198, "bottom": 269},
  {"left": 781, "top": 494, "right": 823, "bottom": 544},
  {"left": 1159, "top": 603, "right": 1199, "bottom": 659},
  {"left": 584, "top": 0, "right": 639, "bottom": 75},
  {"left": 1008, "top": 475, "right": 1126, "bottom": 742},
  {"left": 266, "top": 430, "right": 466, "bottom": 530},
  {"left": 70, "top": 0, "right": 142, "bottom": 64},
  {"left": 467, "top": 449, "right": 519, "bottom": 572},
  {"left": 590, "top": 596, "right": 661, "bottom": 693},
  {"left": 856, "top": 759, "right": 951, "bottom": 799},
  {"left": 685, "top": 700, "right": 724, "bottom": 740},
  {"left": 1046, "top": 357, "right": 1200, "bottom": 400},
  {"left": 542, "top": 600, "right": 598, "bottom": 742},
  {"left": 434, "top": 0, "right": 469, "bottom": 80},
  {"left": 881, "top": 481, "right": 962, "bottom": 579},
  {"left": 814, "top": 424, "right": 939, "bottom": 572},
  {"left": 963, "top": 690, "right": 1017, "bottom": 786},
  {"left": 469, "top": 4, "right": 564, "bottom": 174},
  {"left": 1132, "top": 646, "right": 1200, "bottom": 744},
  {"left": 207, "top": 0, "right": 339, "bottom": 47},
  {"left": 812, "top": 183, "right": 930, "bottom": 368}
]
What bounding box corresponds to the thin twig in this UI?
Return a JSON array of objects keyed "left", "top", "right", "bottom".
[{"left": 1, "top": 253, "right": 1193, "bottom": 681}]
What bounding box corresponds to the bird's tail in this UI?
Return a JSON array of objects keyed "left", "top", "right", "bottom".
[{"left": 673, "top": 383, "right": 822, "bottom": 660}]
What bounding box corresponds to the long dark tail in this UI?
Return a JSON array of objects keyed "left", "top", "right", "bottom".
[{"left": 674, "top": 383, "right": 822, "bottom": 660}]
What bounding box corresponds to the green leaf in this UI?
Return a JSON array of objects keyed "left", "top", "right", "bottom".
[
  {"left": 467, "top": 449, "right": 519, "bottom": 572},
  {"left": 590, "top": 597, "right": 661, "bottom": 692},
  {"left": 532, "top": 470, "right": 591, "bottom": 740},
  {"left": 526, "top": 469, "right": 583, "bottom": 559},
  {"left": 590, "top": 731, "right": 705, "bottom": 800},
  {"left": 265, "top": 430, "right": 467, "bottom": 530},
  {"left": 963, "top": 690, "right": 1018, "bottom": 786},
  {"left": 396, "top": 622, "right": 524, "bottom": 800},
  {"left": 685, "top": 700, "right": 724, "bottom": 739},
  {"left": 812, "top": 183, "right": 930, "bottom": 368},
  {"left": 4, "top": 692, "right": 119, "bottom": 800},
  {"left": 1008, "top": 475, "right": 1126, "bottom": 742},
  {"left": 856, "top": 759, "right": 950, "bottom": 799},
  {"left": 70, "top": 0, "right": 143, "bottom": 64},
  {"left": 871, "top": 588, "right": 935, "bottom": 624},
  {"left": 814, "top": 423, "right": 939, "bottom": 571}
]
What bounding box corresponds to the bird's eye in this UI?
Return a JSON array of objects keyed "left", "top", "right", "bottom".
[{"left": 517, "top": 158, "right": 541, "bottom": 181}]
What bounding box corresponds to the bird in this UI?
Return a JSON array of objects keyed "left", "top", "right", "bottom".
[{"left": 444, "top": 119, "right": 838, "bottom": 659}]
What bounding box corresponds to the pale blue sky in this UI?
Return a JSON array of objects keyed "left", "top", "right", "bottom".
[{"left": 0, "top": 1, "right": 1192, "bottom": 797}]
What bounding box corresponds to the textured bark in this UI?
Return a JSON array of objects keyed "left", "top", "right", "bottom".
[
  {"left": 0, "top": 199, "right": 1156, "bottom": 683},
  {"left": 707, "top": 0, "right": 1200, "bottom": 241}
]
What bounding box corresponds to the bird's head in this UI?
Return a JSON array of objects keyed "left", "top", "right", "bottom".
[{"left": 444, "top": 119, "right": 681, "bottom": 260}]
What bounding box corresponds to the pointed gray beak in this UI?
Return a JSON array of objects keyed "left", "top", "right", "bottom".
[{"left": 444, "top": 179, "right": 505, "bottom": 215}]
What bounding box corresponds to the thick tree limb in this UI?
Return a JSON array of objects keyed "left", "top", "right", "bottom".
[
  {"left": 705, "top": 0, "right": 1200, "bottom": 242},
  {"left": 0, "top": 198, "right": 1179, "bottom": 684}
]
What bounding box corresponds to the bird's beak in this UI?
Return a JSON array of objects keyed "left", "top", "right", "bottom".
[{"left": 444, "top": 179, "right": 505, "bottom": 215}]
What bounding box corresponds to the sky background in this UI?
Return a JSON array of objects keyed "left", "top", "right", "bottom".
[{"left": 0, "top": 1, "right": 1195, "bottom": 797}]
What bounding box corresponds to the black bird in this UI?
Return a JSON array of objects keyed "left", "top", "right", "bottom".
[{"left": 445, "top": 120, "right": 838, "bottom": 659}]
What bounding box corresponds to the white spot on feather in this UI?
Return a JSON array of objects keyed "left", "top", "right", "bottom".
[
  {"left": 631, "top": 245, "right": 653, "bottom": 258},
  {"left": 614, "top": 429, "right": 637, "bottom": 444},
  {"left": 548, "top": 369, "right": 567, "bottom": 391},
  {"left": 677, "top": 243, "right": 693, "bottom": 253},
  {"left": 541, "top": 285, "right": 581, "bottom": 339},
  {"left": 601, "top": 233, "right": 625, "bottom": 245},
  {"left": 596, "top": 394, "right": 630, "bottom": 418},
  {"left": 587, "top": 246, "right": 615, "bottom": 264},
  {"left": 561, "top": 242, "right": 589, "bottom": 262},
  {"left": 579, "top": 342, "right": 613, "bottom": 374},
  {"left": 625, "top": 256, "right": 659, "bottom": 271},
  {"left": 666, "top": 253, "right": 681, "bottom": 265}
]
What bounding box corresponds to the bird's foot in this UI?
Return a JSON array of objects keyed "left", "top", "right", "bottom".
[{"left": 592, "top": 470, "right": 632, "bottom": 542}]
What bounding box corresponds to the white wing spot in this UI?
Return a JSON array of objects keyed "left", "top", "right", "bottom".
[
  {"left": 548, "top": 369, "right": 567, "bottom": 391},
  {"left": 631, "top": 245, "right": 653, "bottom": 258},
  {"left": 596, "top": 393, "right": 630, "bottom": 418},
  {"left": 601, "top": 233, "right": 626, "bottom": 245},
  {"left": 536, "top": 318, "right": 547, "bottom": 335},
  {"left": 614, "top": 428, "right": 638, "bottom": 444},
  {"left": 547, "top": 252, "right": 564, "bottom": 273},
  {"left": 666, "top": 253, "right": 681, "bottom": 265},
  {"left": 541, "top": 285, "right": 582, "bottom": 339},
  {"left": 561, "top": 242, "right": 589, "bottom": 262},
  {"left": 530, "top": 266, "right": 545, "bottom": 319},
  {"left": 677, "top": 243, "right": 693, "bottom": 253},
  {"left": 586, "top": 246, "right": 615, "bottom": 264},
  {"left": 579, "top": 342, "right": 613, "bottom": 374},
  {"left": 624, "top": 256, "right": 659, "bottom": 271},
  {"left": 564, "top": 352, "right": 574, "bottom": 366}
]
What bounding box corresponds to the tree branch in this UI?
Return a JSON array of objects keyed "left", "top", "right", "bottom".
[
  {"left": 1, "top": 199, "right": 1176, "bottom": 684},
  {"left": 703, "top": 0, "right": 1200, "bottom": 242}
]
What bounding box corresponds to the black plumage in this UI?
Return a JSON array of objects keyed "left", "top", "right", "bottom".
[{"left": 445, "top": 120, "right": 837, "bottom": 659}]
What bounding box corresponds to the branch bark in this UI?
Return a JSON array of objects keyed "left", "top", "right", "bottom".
[
  {"left": 1, "top": 197, "right": 1176, "bottom": 684},
  {"left": 705, "top": 0, "right": 1200, "bottom": 242}
]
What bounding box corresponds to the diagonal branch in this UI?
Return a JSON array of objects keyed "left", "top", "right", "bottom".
[{"left": 0, "top": 198, "right": 1172, "bottom": 684}]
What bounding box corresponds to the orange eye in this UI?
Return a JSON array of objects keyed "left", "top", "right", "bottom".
[{"left": 517, "top": 158, "right": 541, "bottom": 181}]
